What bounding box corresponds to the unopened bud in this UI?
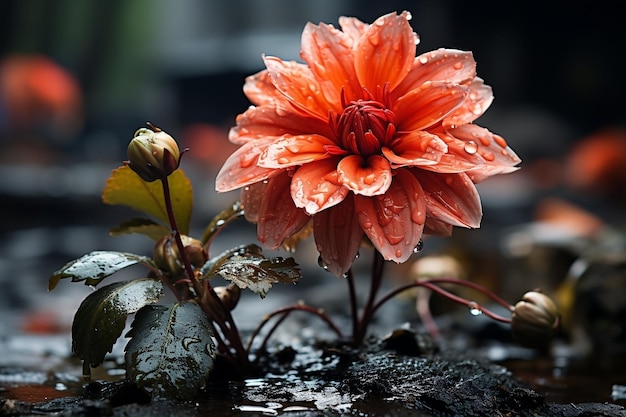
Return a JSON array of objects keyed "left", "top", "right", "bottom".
[
  {"left": 127, "top": 126, "right": 180, "bottom": 182},
  {"left": 213, "top": 285, "right": 241, "bottom": 312},
  {"left": 511, "top": 291, "right": 559, "bottom": 348},
  {"left": 153, "top": 235, "right": 207, "bottom": 277}
]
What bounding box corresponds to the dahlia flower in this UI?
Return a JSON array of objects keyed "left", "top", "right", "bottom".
[{"left": 216, "top": 11, "right": 520, "bottom": 276}]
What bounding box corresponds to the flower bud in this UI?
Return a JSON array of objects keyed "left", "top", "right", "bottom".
[
  {"left": 511, "top": 291, "right": 560, "bottom": 348},
  {"left": 153, "top": 235, "right": 208, "bottom": 277},
  {"left": 213, "top": 284, "right": 241, "bottom": 312},
  {"left": 127, "top": 127, "right": 180, "bottom": 182}
]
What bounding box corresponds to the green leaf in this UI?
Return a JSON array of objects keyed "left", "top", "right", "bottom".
[
  {"left": 102, "top": 165, "right": 192, "bottom": 235},
  {"left": 72, "top": 279, "right": 163, "bottom": 378},
  {"left": 49, "top": 251, "right": 155, "bottom": 291},
  {"left": 201, "top": 244, "right": 301, "bottom": 298},
  {"left": 125, "top": 302, "right": 215, "bottom": 400},
  {"left": 200, "top": 201, "right": 244, "bottom": 245},
  {"left": 109, "top": 218, "right": 171, "bottom": 241}
]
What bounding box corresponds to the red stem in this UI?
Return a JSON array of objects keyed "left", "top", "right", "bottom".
[
  {"left": 246, "top": 303, "right": 344, "bottom": 355},
  {"left": 371, "top": 279, "right": 513, "bottom": 324}
]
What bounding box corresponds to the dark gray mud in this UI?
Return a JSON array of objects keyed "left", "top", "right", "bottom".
[{"left": 2, "top": 334, "right": 625, "bottom": 417}]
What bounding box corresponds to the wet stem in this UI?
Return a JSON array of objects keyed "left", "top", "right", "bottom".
[
  {"left": 347, "top": 249, "right": 514, "bottom": 346},
  {"left": 158, "top": 176, "right": 250, "bottom": 367}
]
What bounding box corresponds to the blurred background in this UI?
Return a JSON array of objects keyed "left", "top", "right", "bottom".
[{"left": 1, "top": 0, "right": 626, "bottom": 396}]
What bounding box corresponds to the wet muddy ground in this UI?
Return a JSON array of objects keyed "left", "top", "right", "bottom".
[{"left": 2, "top": 311, "right": 626, "bottom": 417}]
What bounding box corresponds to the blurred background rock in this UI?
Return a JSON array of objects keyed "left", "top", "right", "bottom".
[{"left": 0, "top": 0, "right": 625, "bottom": 359}]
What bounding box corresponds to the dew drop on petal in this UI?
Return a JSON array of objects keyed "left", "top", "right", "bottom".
[
  {"left": 468, "top": 301, "right": 482, "bottom": 316},
  {"left": 317, "top": 256, "right": 329, "bottom": 271},
  {"left": 494, "top": 135, "right": 508, "bottom": 148},
  {"left": 471, "top": 103, "right": 483, "bottom": 115},
  {"left": 419, "top": 56, "right": 429, "bottom": 65},
  {"left": 464, "top": 141, "right": 478, "bottom": 155}
]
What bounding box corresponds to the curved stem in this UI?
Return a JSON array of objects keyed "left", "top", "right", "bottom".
[
  {"left": 424, "top": 277, "right": 514, "bottom": 311},
  {"left": 372, "top": 280, "right": 513, "bottom": 324},
  {"left": 247, "top": 303, "right": 344, "bottom": 356}
]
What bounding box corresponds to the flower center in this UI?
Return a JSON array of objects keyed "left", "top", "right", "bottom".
[{"left": 331, "top": 95, "right": 397, "bottom": 157}]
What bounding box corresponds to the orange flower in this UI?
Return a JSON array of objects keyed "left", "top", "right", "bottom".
[{"left": 216, "top": 11, "right": 520, "bottom": 276}]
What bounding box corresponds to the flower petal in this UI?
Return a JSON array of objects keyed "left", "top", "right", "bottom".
[
  {"left": 242, "top": 69, "right": 282, "bottom": 106},
  {"left": 355, "top": 169, "right": 426, "bottom": 263},
  {"left": 382, "top": 131, "right": 447, "bottom": 168},
  {"left": 443, "top": 77, "right": 494, "bottom": 127},
  {"left": 313, "top": 195, "right": 363, "bottom": 277},
  {"left": 263, "top": 56, "right": 331, "bottom": 121},
  {"left": 240, "top": 181, "right": 266, "bottom": 223},
  {"left": 301, "top": 22, "right": 361, "bottom": 106},
  {"left": 415, "top": 170, "right": 482, "bottom": 228},
  {"left": 448, "top": 124, "right": 521, "bottom": 182},
  {"left": 338, "top": 16, "right": 368, "bottom": 46},
  {"left": 215, "top": 137, "right": 277, "bottom": 191},
  {"left": 230, "top": 102, "right": 334, "bottom": 145},
  {"left": 257, "top": 172, "right": 310, "bottom": 249},
  {"left": 291, "top": 158, "right": 348, "bottom": 214},
  {"left": 337, "top": 154, "right": 392, "bottom": 196},
  {"left": 423, "top": 216, "right": 454, "bottom": 237},
  {"left": 258, "top": 134, "right": 336, "bottom": 168},
  {"left": 354, "top": 12, "right": 415, "bottom": 95},
  {"left": 392, "top": 49, "right": 477, "bottom": 99},
  {"left": 394, "top": 81, "right": 467, "bottom": 131}
]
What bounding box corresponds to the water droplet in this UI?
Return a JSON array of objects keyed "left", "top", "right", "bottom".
[
  {"left": 471, "top": 103, "right": 483, "bottom": 115},
  {"left": 413, "top": 240, "right": 424, "bottom": 253},
  {"left": 468, "top": 301, "right": 482, "bottom": 316},
  {"left": 494, "top": 135, "right": 508, "bottom": 148},
  {"left": 317, "top": 256, "right": 329, "bottom": 271},
  {"left": 419, "top": 56, "right": 429, "bottom": 65},
  {"left": 464, "top": 141, "right": 478, "bottom": 154},
  {"left": 482, "top": 151, "right": 495, "bottom": 161},
  {"left": 453, "top": 62, "right": 463, "bottom": 70}
]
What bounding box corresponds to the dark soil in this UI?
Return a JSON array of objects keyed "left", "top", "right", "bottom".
[{"left": 2, "top": 334, "right": 625, "bottom": 417}]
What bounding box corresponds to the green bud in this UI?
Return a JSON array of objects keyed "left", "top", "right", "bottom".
[
  {"left": 511, "top": 291, "right": 560, "bottom": 348},
  {"left": 127, "top": 126, "right": 180, "bottom": 182}
]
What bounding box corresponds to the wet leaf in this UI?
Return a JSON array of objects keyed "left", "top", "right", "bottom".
[
  {"left": 102, "top": 165, "right": 192, "bottom": 235},
  {"left": 125, "top": 302, "right": 215, "bottom": 400},
  {"left": 200, "top": 244, "right": 300, "bottom": 298},
  {"left": 200, "top": 201, "right": 244, "bottom": 245},
  {"left": 49, "top": 251, "right": 155, "bottom": 291},
  {"left": 109, "top": 218, "right": 171, "bottom": 241},
  {"left": 72, "top": 279, "right": 163, "bottom": 378}
]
